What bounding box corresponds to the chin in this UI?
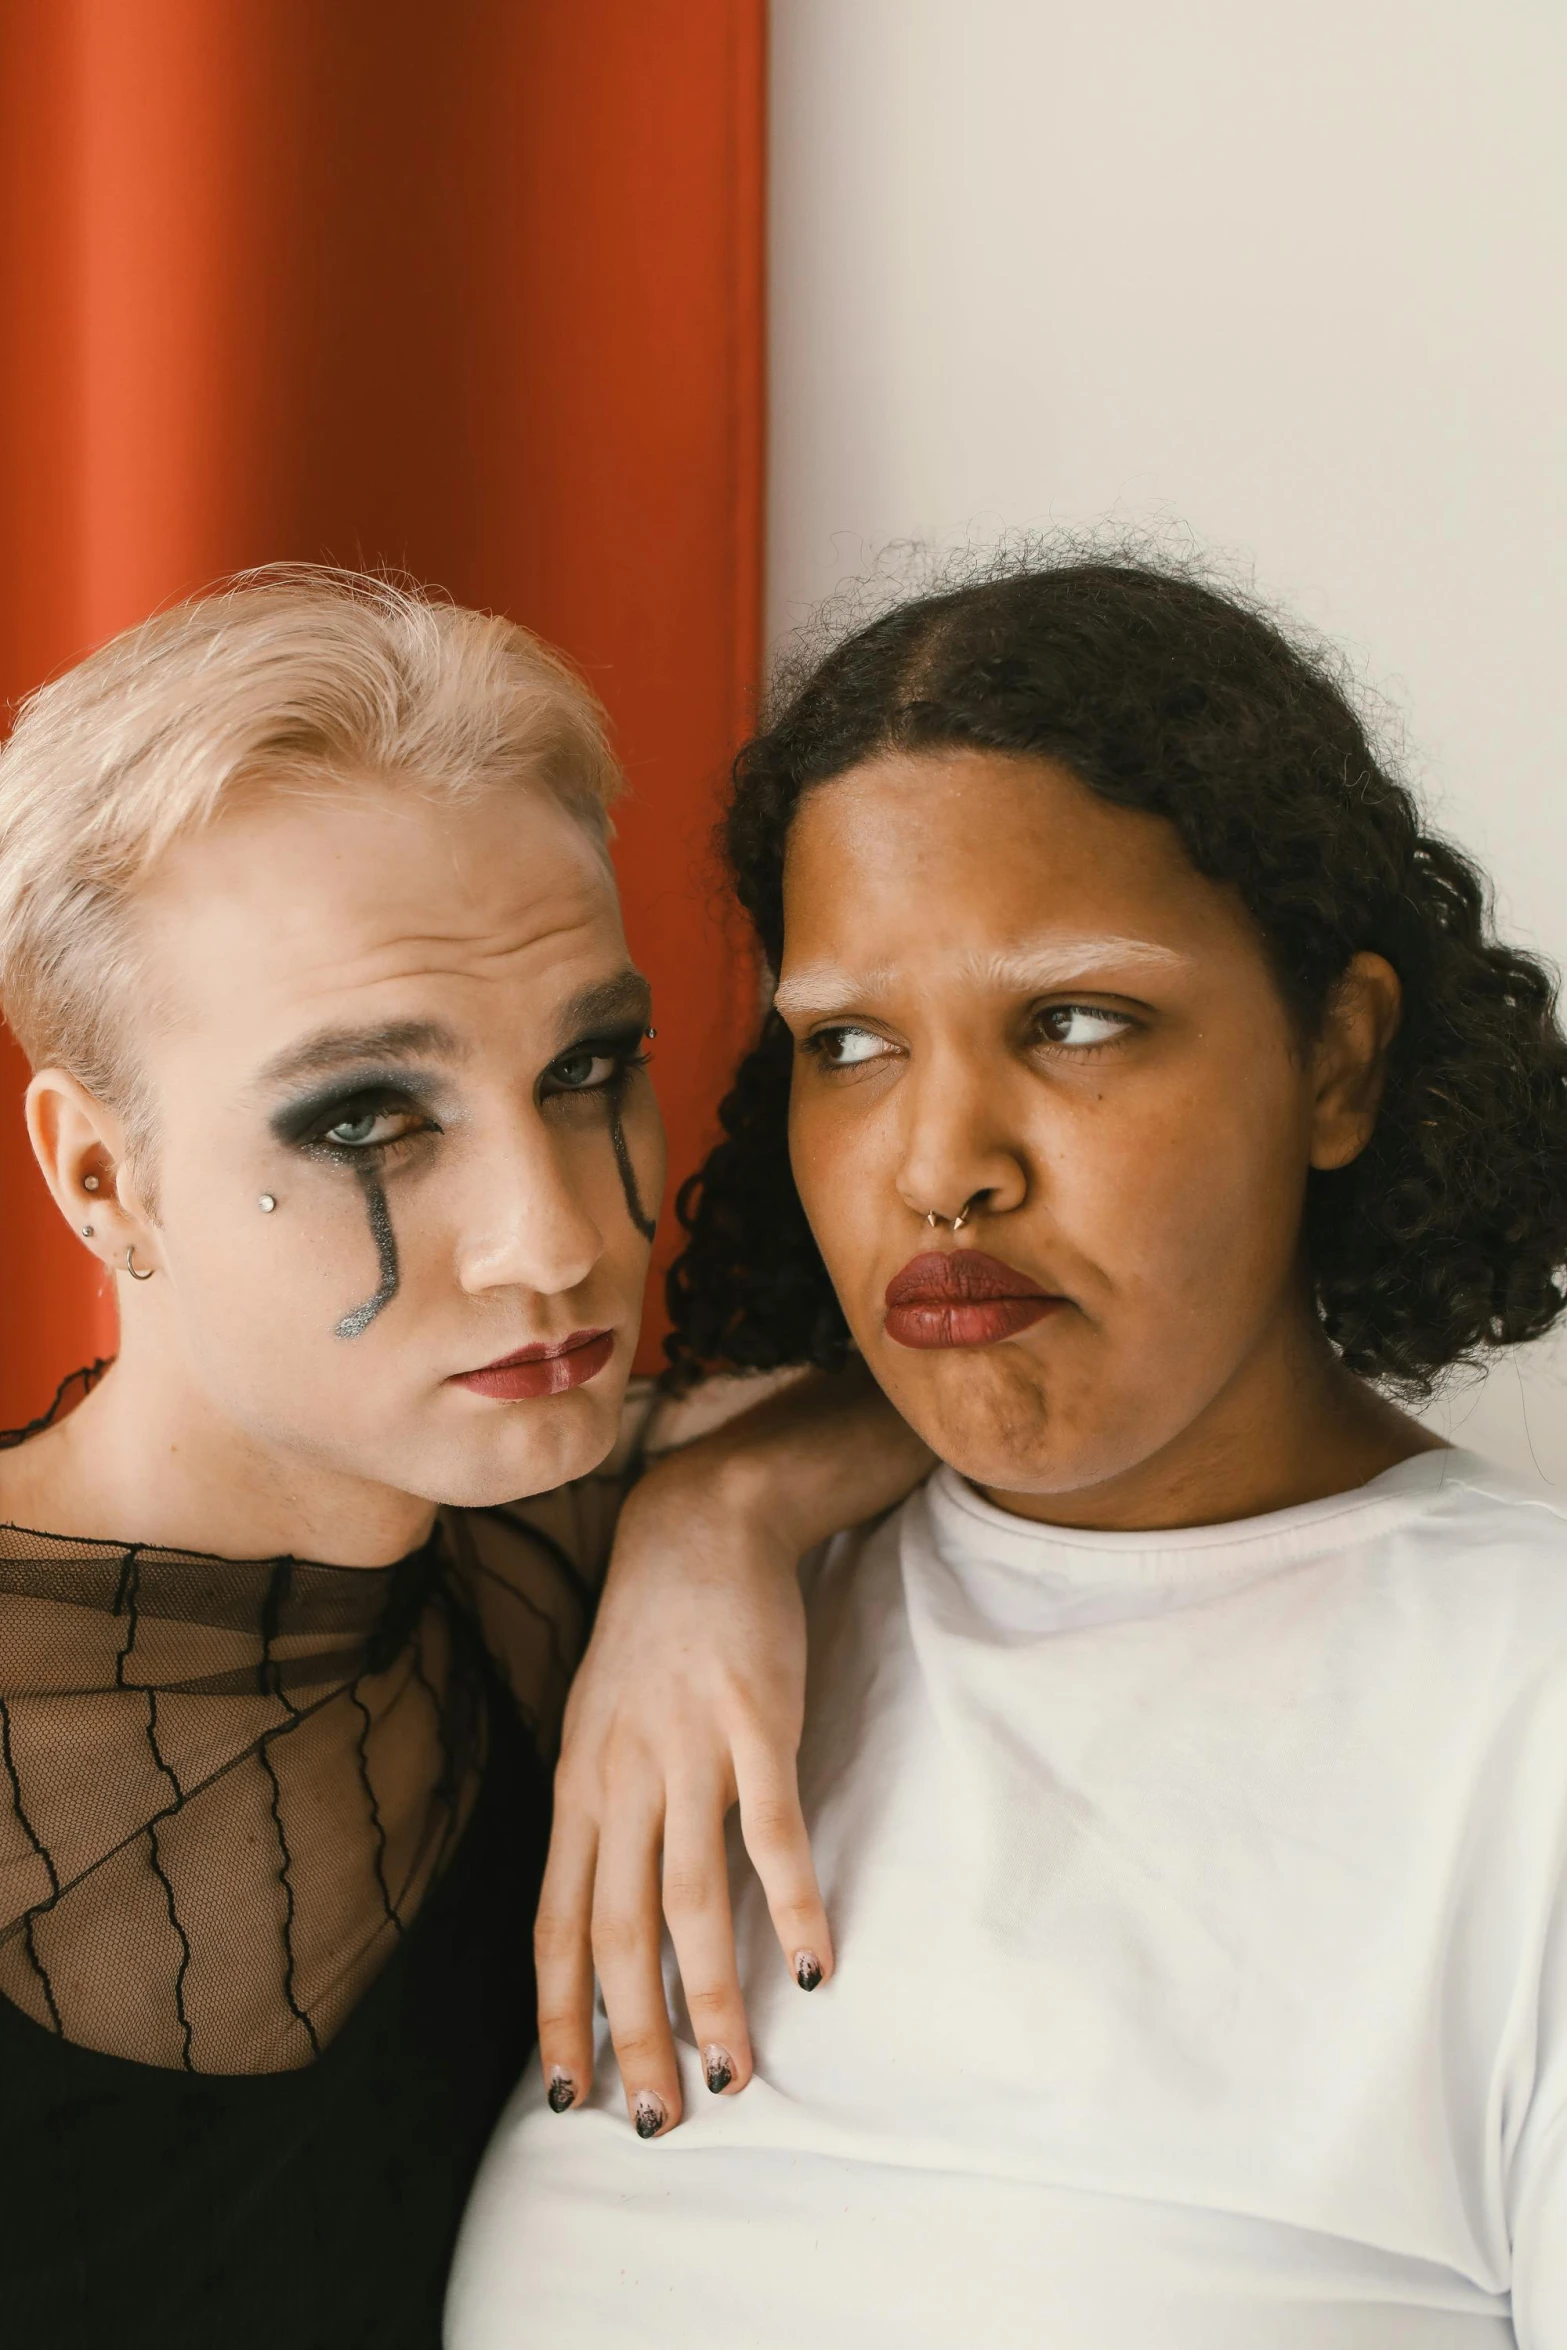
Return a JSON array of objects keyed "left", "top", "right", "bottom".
[
  {"left": 870, "top": 1342, "right": 1137, "bottom": 1500},
  {"left": 379, "top": 1381, "right": 627, "bottom": 1509}
]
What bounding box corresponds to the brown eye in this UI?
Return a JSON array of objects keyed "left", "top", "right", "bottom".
[
  {"left": 811, "top": 1026, "right": 895, "bottom": 1068},
  {"left": 1036, "top": 1005, "right": 1133, "bottom": 1049}
]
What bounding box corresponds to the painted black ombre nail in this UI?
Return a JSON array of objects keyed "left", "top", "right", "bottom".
[
  {"left": 547, "top": 2068, "right": 576, "bottom": 2114},
  {"left": 703, "top": 2045, "right": 735, "bottom": 2094},
  {"left": 794, "top": 1950, "right": 824, "bottom": 1992},
  {"left": 335, "top": 1170, "right": 400, "bottom": 1340},
  {"left": 633, "top": 2090, "right": 667, "bottom": 2139}
]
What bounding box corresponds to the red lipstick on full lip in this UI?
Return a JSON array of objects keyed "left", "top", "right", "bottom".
[
  {"left": 450, "top": 1329, "right": 615, "bottom": 1400},
  {"left": 883, "top": 1251, "right": 1066, "bottom": 1351}
]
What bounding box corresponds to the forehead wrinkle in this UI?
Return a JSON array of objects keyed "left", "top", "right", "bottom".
[
  {"left": 956, "top": 937, "right": 1191, "bottom": 992},
  {"left": 775, "top": 935, "right": 1188, "bottom": 1018}
]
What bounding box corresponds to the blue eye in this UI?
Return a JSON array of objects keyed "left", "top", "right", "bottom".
[
  {"left": 541, "top": 1029, "right": 651, "bottom": 1098},
  {"left": 548, "top": 1050, "right": 621, "bottom": 1091},
  {"left": 322, "top": 1107, "right": 418, "bottom": 1149}
]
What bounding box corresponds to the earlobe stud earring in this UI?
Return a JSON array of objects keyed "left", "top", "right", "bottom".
[
  {"left": 258, "top": 1195, "right": 277, "bottom": 1213},
  {"left": 81, "top": 1224, "right": 94, "bottom": 1238}
]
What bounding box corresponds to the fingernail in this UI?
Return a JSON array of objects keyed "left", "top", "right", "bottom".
[
  {"left": 704, "top": 2044, "right": 735, "bottom": 2094},
  {"left": 794, "top": 1949, "right": 824, "bottom": 1992},
  {"left": 633, "top": 2090, "right": 667, "bottom": 2139},
  {"left": 547, "top": 2067, "right": 576, "bottom": 2114}
]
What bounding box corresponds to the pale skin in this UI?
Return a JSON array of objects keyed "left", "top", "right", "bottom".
[{"left": 0, "top": 769, "right": 928, "bottom": 2135}]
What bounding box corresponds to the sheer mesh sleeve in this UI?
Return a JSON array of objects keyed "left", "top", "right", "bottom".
[
  {"left": 0, "top": 1369, "right": 655, "bottom": 2077},
  {"left": 441, "top": 1377, "right": 659, "bottom": 1761}
]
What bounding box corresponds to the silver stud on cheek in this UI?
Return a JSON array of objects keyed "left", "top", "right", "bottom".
[
  {"left": 83, "top": 1174, "right": 100, "bottom": 1193},
  {"left": 258, "top": 1194, "right": 277, "bottom": 1214}
]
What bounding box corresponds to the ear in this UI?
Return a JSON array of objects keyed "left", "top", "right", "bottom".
[
  {"left": 25, "top": 1068, "right": 158, "bottom": 1272},
  {"left": 1309, "top": 952, "right": 1403, "bottom": 1172}
]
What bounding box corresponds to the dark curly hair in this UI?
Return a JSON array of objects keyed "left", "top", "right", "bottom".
[{"left": 667, "top": 551, "right": 1567, "bottom": 1398}]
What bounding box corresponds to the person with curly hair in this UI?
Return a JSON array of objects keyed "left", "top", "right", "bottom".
[{"left": 456, "top": 556, "right": 1567, "bottom": 2348}]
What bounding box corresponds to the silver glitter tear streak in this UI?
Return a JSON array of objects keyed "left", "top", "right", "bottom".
[{"left": 334, "top": 1177, "right": 400, "bottom": 1340}]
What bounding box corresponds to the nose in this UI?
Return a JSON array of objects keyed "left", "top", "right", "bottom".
[
  {"left": 453, "top": 1112, "right": 605, "bottom": 1300},
  {"left": 894, "top": 1048, "right": 1029, "bottom": 1229}
]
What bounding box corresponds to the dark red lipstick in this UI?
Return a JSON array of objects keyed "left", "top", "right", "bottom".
[
  {"left": 883, "top": 1251, "right": 1064, "bottom": 1350},
  {"left": 451, "top": 1329, "right": 615, "bottom": 1400}
]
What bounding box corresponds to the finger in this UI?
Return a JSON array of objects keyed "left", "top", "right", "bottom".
[
  {"left": 660, "top": 1776, "right": 753, "bottom": 2097},
  {"left": 591, "top": 1791, "right": 684, "bottom": 2138},
  {"left": 735, "top": 1749, "right": 834, "bottom": 1994},
  {"left": 533, "top": 1802, "right": 599, "bottom": 2115}
]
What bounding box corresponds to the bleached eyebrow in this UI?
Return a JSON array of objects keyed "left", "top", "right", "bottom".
[
  {"left": 957, "top": 938, "right": 1189, "bottom": 992},
  {"left": 774, "top": 935, "right": 1188, "bottom": 1018}
]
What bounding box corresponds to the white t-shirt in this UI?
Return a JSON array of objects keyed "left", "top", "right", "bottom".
[{"left": 449, "top": 1449, "right": 1567, "bottom": 2349}]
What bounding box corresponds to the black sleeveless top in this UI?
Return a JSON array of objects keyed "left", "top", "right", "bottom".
[{"left": 0, "top": 1367, "right": 626, "bottom": 2350}]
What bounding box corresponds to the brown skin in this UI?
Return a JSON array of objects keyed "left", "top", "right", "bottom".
[{"left": 778, "top": 748, "right": 1441, "bottom": 1531}]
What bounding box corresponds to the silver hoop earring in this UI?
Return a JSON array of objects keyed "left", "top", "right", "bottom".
[{"left": 125, "top": 1247, "right": 154, "bottom": 1281}]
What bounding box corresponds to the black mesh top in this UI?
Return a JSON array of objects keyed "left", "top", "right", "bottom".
[{"left": 0, "top": 1365, "right": 644, "bottom": 2350}]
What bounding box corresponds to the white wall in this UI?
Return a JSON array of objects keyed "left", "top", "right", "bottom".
[{"left": 769, "top": 0, "right": 1567, "bottom": 1484}]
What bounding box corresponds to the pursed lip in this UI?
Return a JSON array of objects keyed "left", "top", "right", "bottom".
[
  {"left": 883, "top": 1250, "right": 1066, "bottom": 1351},
  {"left": 449, "top": 1328, "right": 616, "bottom": 1400}
]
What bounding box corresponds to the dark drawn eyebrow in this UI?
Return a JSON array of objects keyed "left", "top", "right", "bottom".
[
  {"left": 553, "top": 970, "right": 652, "bottom": 1051},
  {"left": 256, "top": 1020, "right": 470, "bottom": 1094}
]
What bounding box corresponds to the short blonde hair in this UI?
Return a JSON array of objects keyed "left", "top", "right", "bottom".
[{"left": 0, "top": 566, "right": 622, "bottom": 1111}]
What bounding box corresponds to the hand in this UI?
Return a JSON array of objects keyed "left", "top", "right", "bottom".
[{"left": 533, "top": 1449, "right": 829, "bottom": 2136}]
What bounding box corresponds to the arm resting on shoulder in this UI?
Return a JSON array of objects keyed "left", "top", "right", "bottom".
[{"left": 533, "top": 1358, "right": 931, "bottom": 2136}]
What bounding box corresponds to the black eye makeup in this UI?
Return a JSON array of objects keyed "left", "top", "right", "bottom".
[
  {"left": 538, "top": 1024, "right": 651, "bottom": 1101},
  {"left": 267, "top": 1069, "right": 444, "bottom": 1341},
  {"left": 267, "top": 1071, "right": 445, "bottom": 1162},
  {"left": 538, "top": 1022, "right": 657, "bottom": 1242}
]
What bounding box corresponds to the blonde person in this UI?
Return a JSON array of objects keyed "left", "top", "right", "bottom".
[
  {"left": 455, "top": 556, "right": 1567, "bottom": 2347},
  {"left": 0, "top": 569, "right": 926, "bottom": 2350}
]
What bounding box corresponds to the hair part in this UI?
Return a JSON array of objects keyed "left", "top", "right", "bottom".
[
  {"left": 667, "top": 542, "right": 1567, "bottom": 1398},
  {"left": 0, "top": 564, "right": 622, "bottom": 1139}
]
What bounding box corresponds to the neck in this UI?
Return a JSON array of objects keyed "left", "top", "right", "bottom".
[
  {"left": 983, "top": 1310, "right": 1444, "bottom": 1534},
  {"left": 0, "top": 1319, "right": 435, "bottom": 1569}
]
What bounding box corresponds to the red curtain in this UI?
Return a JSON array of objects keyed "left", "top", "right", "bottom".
[{"left": 0, "top": 0, "right": 765, "bottom": 1424}]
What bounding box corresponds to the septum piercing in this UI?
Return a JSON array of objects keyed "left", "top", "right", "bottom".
[
  {"left": 258, "top": 1194, "right": 277, "bottom": 1213},
  {"left": 924, "top": 1198, "right": 975, "bottom": 1232}
]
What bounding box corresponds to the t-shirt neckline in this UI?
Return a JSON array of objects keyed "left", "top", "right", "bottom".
[{"left": 919, "top": 1446, "right": 1490, "bottom": 1621}]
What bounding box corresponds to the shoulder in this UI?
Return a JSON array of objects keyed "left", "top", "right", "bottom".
[{"left": 1382, "top": 1452, "right": 1567, "bottom": 1719}]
